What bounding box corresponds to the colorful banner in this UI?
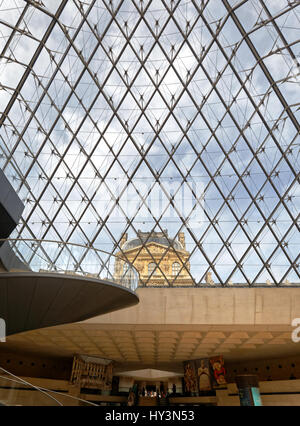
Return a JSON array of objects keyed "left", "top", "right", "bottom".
[
  {"left": 210, "top": 355, "right": 226, "bottom": 388},
  {"left": 183, "top": 355, "right": 226, "bottom": 394},
  {"left": 183, "top": 361, "right": 198, "bottom": 393},
  {"left": 195, "top": 358, "right": 212, "bottom": 392}
]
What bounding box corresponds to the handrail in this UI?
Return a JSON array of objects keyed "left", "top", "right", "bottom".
[{"left": 0, "top": 238, "right": 139, "bottom": 292}]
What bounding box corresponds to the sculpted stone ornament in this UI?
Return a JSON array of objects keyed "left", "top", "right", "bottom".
[
  {"left": 205, "top": 271, "right": 214, "bottom": 285},
  {"left": 135, "top": 263, "right": 143, "bottom": 272}
]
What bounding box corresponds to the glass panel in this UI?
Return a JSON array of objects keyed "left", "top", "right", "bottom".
[{"left": 0, "top": 0, "right": 299, "bottom": 286}]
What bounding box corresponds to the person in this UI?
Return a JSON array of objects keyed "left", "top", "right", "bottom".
[{"left": 127, "top": 390, "right": 135, "bottom": 406}]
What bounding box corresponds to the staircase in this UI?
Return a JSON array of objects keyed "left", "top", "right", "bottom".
[
  {"left": 138, "top": 397, "right": 158, "bottom": 406},
  {"left": 159, "top": 396, "right": 169, "bottom": 406}
]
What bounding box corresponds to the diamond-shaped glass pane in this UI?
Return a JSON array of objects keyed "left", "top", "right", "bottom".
[{"left": 0, "top": 0, "right": 299, "bottom": 286}]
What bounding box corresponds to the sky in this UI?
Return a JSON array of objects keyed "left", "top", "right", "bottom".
[{"left": 0, "top": 0, "right": 299, "bottom": 285}]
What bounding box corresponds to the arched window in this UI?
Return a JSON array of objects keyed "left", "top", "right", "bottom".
[
  {"left": 172, "top": 262, "right": 180, "bottom": 276},
  {"left": 148, "top": 262, "right": 157, "bottom": 276},
  {"left": 123, "top": 263, "right": 135, "bottom": 280}
]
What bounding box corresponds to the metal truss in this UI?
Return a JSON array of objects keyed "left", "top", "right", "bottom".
[{"left": 0, "top": 0, "right": 299, "bottom": 286}]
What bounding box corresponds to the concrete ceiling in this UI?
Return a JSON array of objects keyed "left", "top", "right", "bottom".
[
  {"left": 2, "top": 322, "right": 300, "bottom": 371},
  {"left": 2, "top": 287, "right": 300, "bottom": 370}
]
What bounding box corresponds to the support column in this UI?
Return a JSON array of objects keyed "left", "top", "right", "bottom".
[{"left": 235, "top": 375, "right": 262, "bottom": 406}]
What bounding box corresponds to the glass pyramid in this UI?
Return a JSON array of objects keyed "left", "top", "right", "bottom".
[{"left": 0, "top": 0, "right": 299, "bottom": 286}]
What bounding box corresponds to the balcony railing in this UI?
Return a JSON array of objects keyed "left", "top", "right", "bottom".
[{"left": 0, "top": 239, "right": 139, "bottom": 292}]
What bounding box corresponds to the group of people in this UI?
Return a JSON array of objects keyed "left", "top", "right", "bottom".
[{"left": 139, "top": 387, "right": 169, "bottom": 398}]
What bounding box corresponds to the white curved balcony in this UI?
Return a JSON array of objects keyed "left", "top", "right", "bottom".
[
  {"left": 0, "top": 238, "right": 139, "bottom": 336},
  {"left": 0, "top": 238, "right": 139, "bottom": 292}
]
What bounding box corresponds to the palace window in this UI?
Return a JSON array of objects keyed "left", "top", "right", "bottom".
[
  {"left": 148, "top": 262, "right": 158, "bottom": 276},
  {"left": 172, "top": 262, "right": 180, "bottom": 276},
  {"left": 123, "top": 263, "right": 135, "bottom": 282}
]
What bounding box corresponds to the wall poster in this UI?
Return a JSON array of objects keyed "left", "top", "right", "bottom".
[{"left": 183, "top": 355, "right": 227, "bottom": 394}]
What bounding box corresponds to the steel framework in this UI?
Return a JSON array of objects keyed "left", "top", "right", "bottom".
[{"left": 0, "top": 0, "right": 299, "bottom": 286}]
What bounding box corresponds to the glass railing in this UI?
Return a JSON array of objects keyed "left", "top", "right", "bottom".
[{"left": 0, "top": 239, "right": 139, "bottom": 292}]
